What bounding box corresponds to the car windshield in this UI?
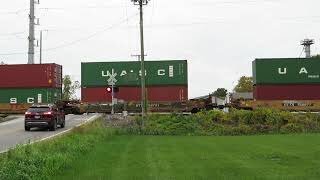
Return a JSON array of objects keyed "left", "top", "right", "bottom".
[{"left": 27, "top": 107, "right": 50, "bottom": 113}]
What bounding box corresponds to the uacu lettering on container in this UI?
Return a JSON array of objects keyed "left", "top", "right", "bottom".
[
  {"left": 253, "top": 57, "right": 320, "bottom": 85},
  {"left": 81, "top": 60, "right": 188, "bottom": 87}
]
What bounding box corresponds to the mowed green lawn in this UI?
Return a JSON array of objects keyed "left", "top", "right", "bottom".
[{"left": 53, "top": 134, "right": 320, "bottom": 180}]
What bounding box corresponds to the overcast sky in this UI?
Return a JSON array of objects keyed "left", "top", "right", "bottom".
[{"left": 0, "top": 0, "right": 319, "bottom": 98}]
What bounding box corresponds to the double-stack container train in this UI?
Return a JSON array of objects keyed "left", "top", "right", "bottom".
[
  {"left": 234, "top": 57, "right": 320, "bottom": 111},
  {"left": 81, "top": 60, "right": 188, "bottom": 112},
  {"left": 0, "top": 64, "right": 63, "bottom": 114}
]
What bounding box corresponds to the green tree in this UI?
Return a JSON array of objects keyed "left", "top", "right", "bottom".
[
  {"left": 63, "top": 75, "right": 80, "bottom": 100},
  {"left": 234, "top": 76, "right": 253, "bottom": 92},
  {"left": 212, "top": 88, "right": 228, "bottom": 98}
]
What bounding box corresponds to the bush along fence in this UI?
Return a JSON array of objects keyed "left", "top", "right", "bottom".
[{"left": 116, "top": 108, "right": 320, "bottom": 136}]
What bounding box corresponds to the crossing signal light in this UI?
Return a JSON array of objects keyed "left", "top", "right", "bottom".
[
  {"left": 106, "top": 87, "right": 112, "bottom": 93},
  {"left": 106, "top": 86, "right": 120, "bottom": 93}
]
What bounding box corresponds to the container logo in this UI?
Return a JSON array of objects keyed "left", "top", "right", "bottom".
[
  {"left": 101, "top": 66, "right": 174, "bottom": 79},
  {"left": 278, "top": 67, "right": 309, "bottom": 75},
  {"left": 10, "top": 97, "right": 35, "bottom": 104},
  {"left": 277, "top": 67, "right": 319, "bottom": 79},
  {"left": 278, "top": 68, "right": 287, "bottom": 74}
]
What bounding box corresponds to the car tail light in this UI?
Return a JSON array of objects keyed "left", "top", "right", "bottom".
[
  {"left": 25, "top": 112, "right": 32, "bottom": 115},
  {"left": 43, "top": 111, "right": 53, "bottom": 115}
]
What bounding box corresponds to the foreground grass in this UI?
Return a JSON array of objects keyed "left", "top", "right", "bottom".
[
  {"left": 52, "top": 134, "right": 320, "bottom": 180},
  {"left": 1, "top": 116, "right": 320, "bottom": 180},
  {"left": 0, "top": 118, "right": 111, "bottom": 180}
]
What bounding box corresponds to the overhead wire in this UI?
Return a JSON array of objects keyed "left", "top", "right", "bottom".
[
  {"left": 43, "top": 13, "right": 138, "bottom": 52},
  {"left": 0, "top": 13, "right": 139, "bottom": 56},
  {"left": 299, "top": 47, "right": 305, "bottom": 58},
  {"left": 0, "top": 31, "right": 26, "bottom": 36}
]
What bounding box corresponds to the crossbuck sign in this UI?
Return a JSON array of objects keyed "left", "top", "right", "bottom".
[{"left": 106, "top": 69, "right": 118, "bottom": 86}]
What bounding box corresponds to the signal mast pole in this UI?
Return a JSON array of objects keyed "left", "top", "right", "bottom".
[{"left": 131, "top": 0, "right": 149, "bottom": 124}]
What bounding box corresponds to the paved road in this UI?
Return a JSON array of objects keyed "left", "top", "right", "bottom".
[{"left": 0, "top": 114, "right": 100, "bottom": 153}]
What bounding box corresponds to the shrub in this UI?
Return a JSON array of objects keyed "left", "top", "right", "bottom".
[
  {"left": 119, "top": 109, "right": 320, "bottom": 136},
  {"left": 280, "top": 123, "right": 304, "bottom": 134}
]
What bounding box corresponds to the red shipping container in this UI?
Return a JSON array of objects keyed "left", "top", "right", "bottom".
[
  {"left": 254, "top": 85, "right": 320, "bottom": 100},
  {"left": 0, "top": 64, "right": 62, "bottom": 88},
  {"left": 81, "top": 86, "right": 188, "bottom": 103}
]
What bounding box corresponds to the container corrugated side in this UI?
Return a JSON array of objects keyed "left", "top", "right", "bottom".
[
  {"left": 253, "top": 57, "right": 320, "bottom": 85},
  {"left": 0, "top": 88, "right": 62, "bottom": 104},
  {"left": 254, "top": 84, "right": 320, "bottom": 100},
  {"left": 81, "top": 86, "right": 188, "bottom": 103},
  {"left": 81, "top": 60, "right": 188, "bottom": 87},
  {"left": 0, "top": 63, "right": 62, "bottom": 88}
]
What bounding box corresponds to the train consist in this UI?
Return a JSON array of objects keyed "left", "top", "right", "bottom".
[
  {"left": 82, "top": 60, "right": 189, "bottom": 113},
  {"left": 81, "top": 60, "right": 188, "bottom": 103},
  {"left": 0, "top": 57, "right": 320, "bottom": 114},
  {"left": 0, "top": 64, "right": 62, "bottom": 114},
  {"left": 236, "top": 57, "right": 320, "bottom": 111}
]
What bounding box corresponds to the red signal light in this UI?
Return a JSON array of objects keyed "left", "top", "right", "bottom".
[
  {"left": 106, "top": 87, "right": 119, "bottom": 93},
  {"left": 106, "top": 87, "right": 112, "bottom": 93}
]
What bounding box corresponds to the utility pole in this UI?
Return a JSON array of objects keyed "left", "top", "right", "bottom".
[
  {"left": 39, "top": 30, "right": 42, "bottom": 64},
  {"left": 131, "top": 54, "right": 147, "bottom": 61},
  {"left": 28, "top": 0, "right": 39, "bottom": 64},
  {"left": 131, "top": 0, "right": 149, "bottom": 124},
  {"left": 301, "top": 39, "right": 314, "bottom": 58}
]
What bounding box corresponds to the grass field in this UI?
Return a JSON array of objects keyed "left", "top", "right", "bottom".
[{"left": 52, "top": 134, "right": 320, "bottom": 180}]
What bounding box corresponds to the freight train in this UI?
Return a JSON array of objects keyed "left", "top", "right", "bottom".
[
  {"left": 81, "top": 60, "right": 188, "bottom": 103},
  {"left": 1, "top": 57, "right": 320, "bottom": 114},
  {"left": 0, "top": 63, "right": 62, "bottom": 114},
  {"left": 234, "top": 57, "right": 320, "bottom": 112}
]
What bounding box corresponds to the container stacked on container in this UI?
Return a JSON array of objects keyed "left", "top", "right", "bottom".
[
  {"left": 81, "top": 60, "right": 188, "bottom": 103},
  {"left": 252, "top": 57, "right": 320, "bottom": 100},
  {"left": 0, "top": 64, "right": 62, "bottom": 106}
]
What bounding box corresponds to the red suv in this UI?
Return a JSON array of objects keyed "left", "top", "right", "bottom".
[{"left": 25, "top": 104, "right": 65, "bottom": 131}]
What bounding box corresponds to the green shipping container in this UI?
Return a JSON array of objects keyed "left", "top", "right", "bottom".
[
  {"left": 81, "top": 60, "right": 188, "bottom": 87},
  {"left": 253, "top": 57, "right": 320, "bottom": 85},
  {"left": 0, "top": 88, "right": 62, "bottom": 104}
]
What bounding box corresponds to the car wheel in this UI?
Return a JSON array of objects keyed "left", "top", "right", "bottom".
[
  {"left": 25, "top": 126, "right": 30, "bottom": 131},
  {"left": 49, "top": 119, "right": 57, "bottom": 131}
]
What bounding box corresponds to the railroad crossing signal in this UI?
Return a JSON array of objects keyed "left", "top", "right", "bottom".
[
  {"left": 107, "top": 69, "right": 118, "bottom": 85},
  {"left": 106, "top": 87, "right": 112, "bottom": 93},
  {"left": 106, "top": 86, "right": 119, "bottom": 93}
]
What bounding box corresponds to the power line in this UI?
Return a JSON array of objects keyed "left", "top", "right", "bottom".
[
  {"left": 0, "top": 9, "right": 28, "bottom": 15},
  {"left": 0, "top": 5, "right": 125, "bottom": 15},
  {"left": 0, "top": 31, "right": 26, "bottom": 36},
  {"left": 0, "top": 13, "right": 138, "bottom": 56},
  {"left": 299, "top": 47, "right": 305, "bottom": 58},
  {"left": 43, "top": 13, "right": 138, "bottom": 52}
]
